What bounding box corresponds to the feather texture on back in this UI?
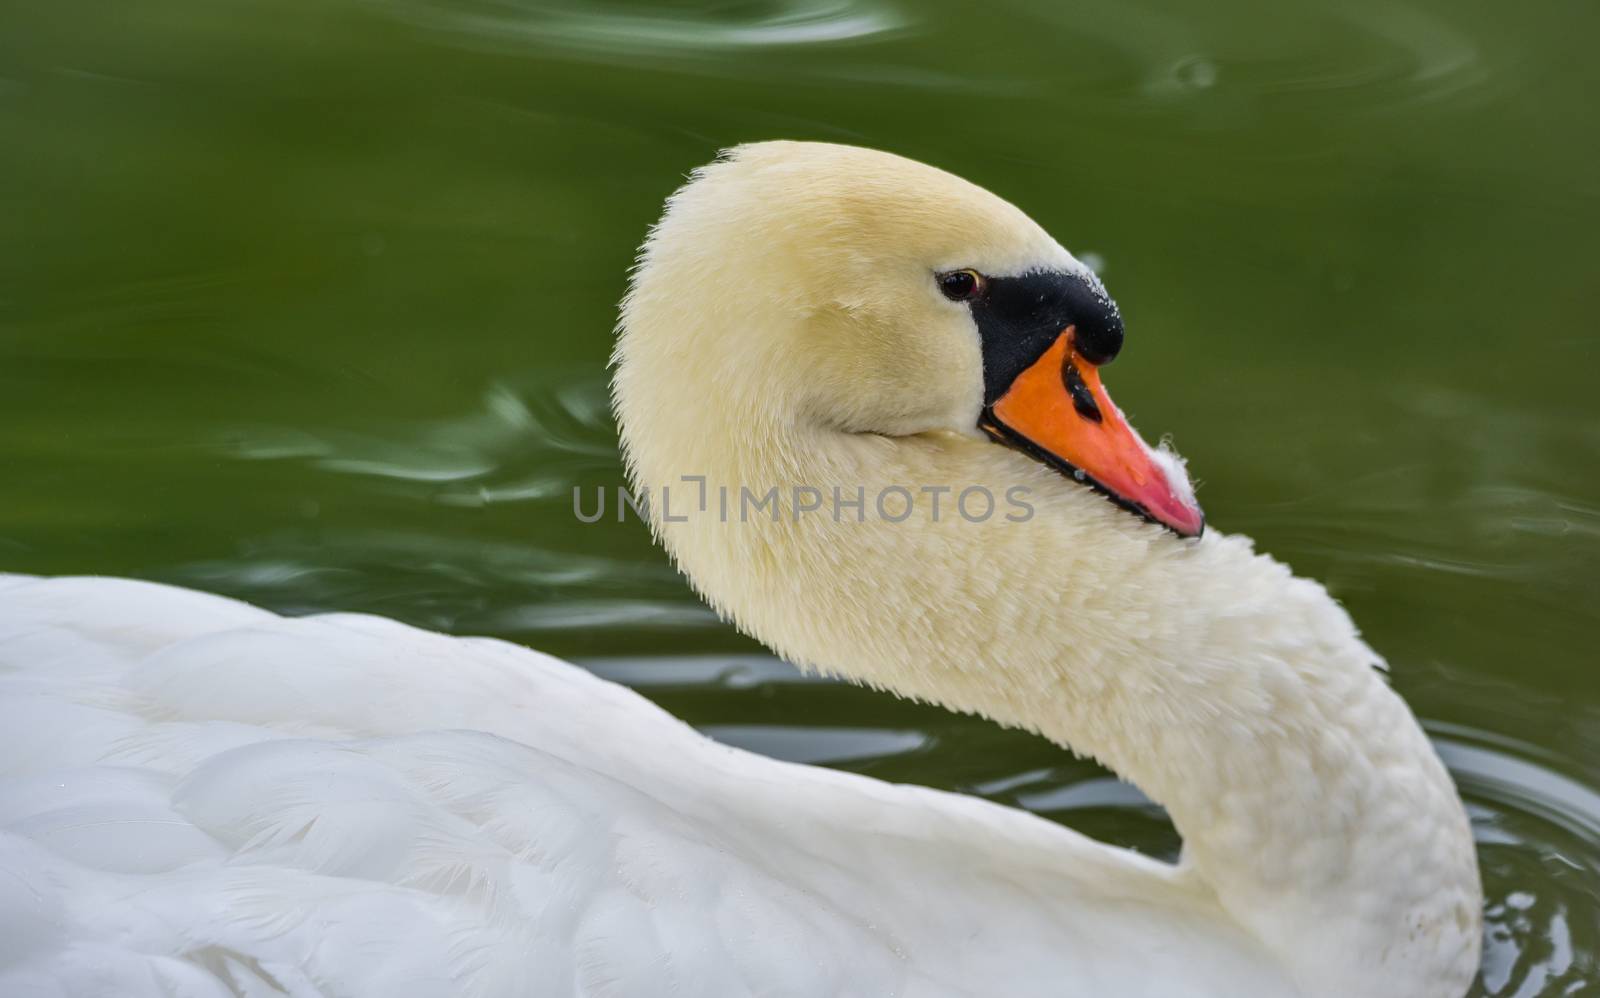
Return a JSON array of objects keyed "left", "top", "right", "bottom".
[{"left": 0, "top": 574, "right": 1286, "bottom": 998}]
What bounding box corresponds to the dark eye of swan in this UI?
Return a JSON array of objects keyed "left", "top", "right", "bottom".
[{"left": 937, "top": 269, "right": 985, "bottom": 302}]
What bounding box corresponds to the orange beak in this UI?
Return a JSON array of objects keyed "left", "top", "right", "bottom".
[{"left": 979, "top": 329, "right": 1204, "bottom": 538}]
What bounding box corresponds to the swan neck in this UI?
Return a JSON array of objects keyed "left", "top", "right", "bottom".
[{"left": 628, "top": 415, "right": 1480, "bottom": 995}]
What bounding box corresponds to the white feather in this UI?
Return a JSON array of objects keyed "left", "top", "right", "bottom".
[{"left": 0, "top": 574, "right": 1282, "bottom": 997}]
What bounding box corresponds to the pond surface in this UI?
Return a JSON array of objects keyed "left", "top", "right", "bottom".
[{"left": 2, "top": 0, "right": 1597, "bottom": 992}]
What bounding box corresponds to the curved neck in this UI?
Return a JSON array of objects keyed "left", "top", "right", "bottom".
[{"left": 624, "top": 405, "right": 1480, "bottom": 994}]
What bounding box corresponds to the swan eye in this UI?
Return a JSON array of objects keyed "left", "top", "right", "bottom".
[{"left": 937, "top": 269, "right": 985, "bottom": 302}]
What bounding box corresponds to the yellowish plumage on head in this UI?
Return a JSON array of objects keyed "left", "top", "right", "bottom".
[{"left": 618, "top": 141, "right": 1089, "bottom": 443}]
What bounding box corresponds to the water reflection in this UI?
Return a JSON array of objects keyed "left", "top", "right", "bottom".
[
  {"left": 380, "top": 0, "right": 907, "bottom": 59},
  {"left": 701, "top": 724, "right": 928, "bottom": 765},
  {"left": 1453, "top": 724, "right": 1600, "bottom": 996},
  {"left": 174, "top": 528, "right": 696, "bottom": 639},
  {"left": 483, "top": 598, "right": 718, "bottom": 631},
  {"left": 219, "top": 377, "right": 614, "bottom": 496},
  {"left": 1006, "top": 0, "right": 1500, "bottom": 109}
]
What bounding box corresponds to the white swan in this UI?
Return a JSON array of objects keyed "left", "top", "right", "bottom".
[{"left": 0, "top": 141, "right": 1480, "bottom": 998}]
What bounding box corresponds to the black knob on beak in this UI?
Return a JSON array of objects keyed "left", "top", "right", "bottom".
[
  {"left": 972, "top": 268, "right": 1128, "bottom": 406},
  {"left": 1066, "top": 275, "right": 1123, "bottom": 367}
]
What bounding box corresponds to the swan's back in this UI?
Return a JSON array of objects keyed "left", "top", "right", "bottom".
[{"left": 0, "top": 574, "right": 1288, "bottom": 997}]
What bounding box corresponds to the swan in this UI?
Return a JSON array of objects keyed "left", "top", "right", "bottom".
[{"left": 0, "top": 140, "right": 1480, "bottom": 998}]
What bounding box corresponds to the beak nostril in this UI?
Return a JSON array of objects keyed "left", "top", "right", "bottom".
[{"left": 1061, "top": 356, "right": 1103, "bottom": 423}]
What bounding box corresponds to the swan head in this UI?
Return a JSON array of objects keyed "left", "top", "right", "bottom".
[{"left": 615, "top": 140, "right": 1202, "bottom": 537}]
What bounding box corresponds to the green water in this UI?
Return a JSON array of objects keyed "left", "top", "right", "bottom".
[{"left": 3, "top": 0, "right": 1598, "bottom": 992}]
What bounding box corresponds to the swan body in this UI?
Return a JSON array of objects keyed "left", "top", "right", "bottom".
[
  {"left": 1, "top": 141, "right": 1479, "bottom": 996},
  {"left": 1, "top": 574, "right": 1282, "bottom": 998}
]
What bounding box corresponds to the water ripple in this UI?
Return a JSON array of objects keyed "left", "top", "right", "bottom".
[
  {"left": 1010, "top": 0, "right": 1504, "bottom": 112},
  {"left": 218, "top": 375, "right": 615, "bottom": 502},
  {"left": 703, "top": 724, "right": 927, "bottom": 765},
  {"left": 1434, "top": 725, "right": 1600, "bottom": 996},
  {"left": 380, "top": 0, "right": 906, "bottom": 60}
]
